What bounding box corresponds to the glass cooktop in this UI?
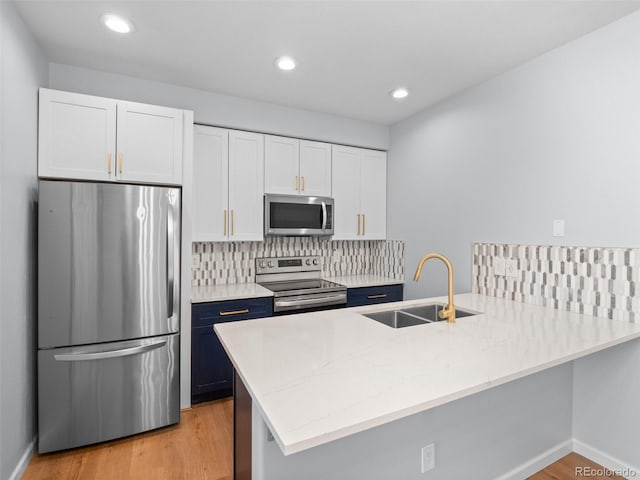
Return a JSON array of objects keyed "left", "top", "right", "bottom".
[{"left": 259, "top": 279, "right": 346, "bottom": 297}]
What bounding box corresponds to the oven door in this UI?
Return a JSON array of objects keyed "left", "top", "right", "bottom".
[
  {"left": 273, "top": 291, "right": 347, "bottom": 314},
  {"left": 264, "top": 194, "right": 334, "bottom": 236}
]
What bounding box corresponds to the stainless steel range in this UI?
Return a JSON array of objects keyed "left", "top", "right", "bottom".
[{"left": 256, "top": 256, "right": 346, "bottom": 314}]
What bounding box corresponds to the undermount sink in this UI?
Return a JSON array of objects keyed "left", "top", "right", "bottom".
[{"left": 363, "top": 303, "right": 479, "bottom": 328}]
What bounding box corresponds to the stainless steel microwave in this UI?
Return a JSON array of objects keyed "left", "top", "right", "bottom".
[{"left": 264, "top": 194, "right": 334, "bottom": 236}]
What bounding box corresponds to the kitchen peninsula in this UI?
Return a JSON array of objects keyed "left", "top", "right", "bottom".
[{"left": 215, "top": 293, "right": 640, "bottom": 479}]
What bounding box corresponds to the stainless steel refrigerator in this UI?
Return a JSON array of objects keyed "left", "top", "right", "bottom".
[{"left": 37, "top": 180, "right": 181, "bottom": 453}]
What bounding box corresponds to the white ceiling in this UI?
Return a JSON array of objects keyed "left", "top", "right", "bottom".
[{"left": 14, "top": 1, "right": 640, "bottom": 125}]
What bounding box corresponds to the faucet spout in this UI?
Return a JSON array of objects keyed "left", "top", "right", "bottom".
[{"left": 413, "top": 253, "right": 456, "bottom": 323}]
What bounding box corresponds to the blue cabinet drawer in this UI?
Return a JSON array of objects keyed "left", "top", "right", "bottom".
[
  {"left": 347, "top": 284, "right": 403, "bottom": 307},
  {"left": 191, "top": 297, "right": 273, "bottom": 403},
  {"left": 192, "top": 297, "right": 273, "bottom": 327}
]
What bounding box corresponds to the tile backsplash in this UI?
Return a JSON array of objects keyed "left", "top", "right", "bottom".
[
  {"left": 192, "top": 238, "right": 404, "bottom": 286},
  {"left": 473, "top": 242, "right": 640, "bottom": 323}
]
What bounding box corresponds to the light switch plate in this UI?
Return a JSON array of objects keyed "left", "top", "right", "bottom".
[
  {"left": 494, "top": 257, "right": 506, "bottom": 276},
  {"left": 553, "top": 219, "right": 565, "bottom": 237}
]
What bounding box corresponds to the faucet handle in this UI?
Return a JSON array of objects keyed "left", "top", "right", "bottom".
[{"left": 439, "top": 304, "right": 456, "bottom": 323}]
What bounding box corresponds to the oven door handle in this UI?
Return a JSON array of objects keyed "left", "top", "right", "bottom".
[
  {"left": 321, "top": 201, "right": 327, "bottom": 231},
  {"left": 275, "top": 293, "right": 346, "bottom": 308}
]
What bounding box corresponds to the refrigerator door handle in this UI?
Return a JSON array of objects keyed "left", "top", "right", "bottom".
[
  {"left": 167, "top": 203, "right": 175, "bottom": 320},
  {"left": 54, "top": 338, "right": 167, "bottom": 362}
]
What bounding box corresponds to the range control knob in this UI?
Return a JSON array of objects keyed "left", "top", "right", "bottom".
[
  {"left": 267, "top": 261, "right": 274, "bottom": 268},
  {"left": 259, "top": 261, "right": 266, "bottom": 268},
  {"left": 313, "top": 258, "right": 319, "bottom": 266},
  {"left": 306, "top": 259, "right": 312, "bottom": 266}
]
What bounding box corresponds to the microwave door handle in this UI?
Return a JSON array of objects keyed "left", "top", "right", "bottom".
[{"left": 321, "top": 201, "right": 327, "bottom": 231}]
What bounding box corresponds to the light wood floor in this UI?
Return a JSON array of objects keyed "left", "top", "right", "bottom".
[
  {"left": 22, "top": 398, "right": 233, "bottom": 480},
  {"left": 22, "top": 398, "right": 621, "bottom": 480},
  {"left": 528, "top": 452, "right": 625, "bottom": 480}
]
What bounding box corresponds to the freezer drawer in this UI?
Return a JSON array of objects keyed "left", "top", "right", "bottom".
[{"left": 38, "top": 333, "right": 180, "bottom": 453}]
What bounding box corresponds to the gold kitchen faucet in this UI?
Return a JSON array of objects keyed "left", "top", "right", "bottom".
[{"left": 413, "top": 253, "right": 456, "bottom": 323}]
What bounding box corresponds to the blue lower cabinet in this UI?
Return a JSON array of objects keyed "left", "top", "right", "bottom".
[
  {"left": 191, "top": 297, "right": 272, "bottom": 404},
  {"left": 346, "top": 284, "right": 404, "bottom": 307}
]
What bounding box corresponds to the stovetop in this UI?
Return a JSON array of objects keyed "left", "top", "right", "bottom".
[
  {"left": 255, "top": 255, "right": 347, "bottom": 297},
  {"left": 258, "top": 278, "right": 346, "bottom": 298}
]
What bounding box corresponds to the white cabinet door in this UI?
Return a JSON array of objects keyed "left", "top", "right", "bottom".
[
  {"left": 360, "top": 149, "right": 387, "bottom": 239},
  {"left": 38, "top": 88, "right": 116, "bottom": 181},
  {"left": 229, "top": 130, "right": 264, "bottom": 241},
  {"left": 193, "top": 126, "right": 229, "bottom": 241},
  {"left": 116, "top": 101, "right": 183, "bottom": 185},
  {"left": 331, "top": 145, "right": 361, "bottom": 240},
  {"left": 264, "top": 135, "right": 299, "bottom": 195},
  {"left": 300, "top": 140, "right": 332, "bottom": 197}
]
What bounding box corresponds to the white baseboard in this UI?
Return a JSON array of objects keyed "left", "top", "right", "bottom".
[
  {"left": 573, "top": 439, "right": 640, "bottom": 479},
  {"left": 495, "top": 440, "right": 574, "bottom": 480},
  {"left": 8, "top": 435, "right": 36, "bottom": 480}
]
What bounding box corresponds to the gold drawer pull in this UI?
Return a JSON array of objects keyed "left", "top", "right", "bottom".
[
  {"left": 362, "top": 213, "right": 366, "bottom": 235},
  {"left": 301, "top": 176, "right": 305, "bottom": 191},
  {"left": 223, "top": 209, "right": 227, "bottom": 236},
  {"left": 219, "top": 309, "right": 249, "bottom": 316},
  {"left": 357, "top": 214, "right": 361, "bottom": 235},
  {"left": 367, "top": 294, "right": 387, "bottom": 299},
  {"left": 295, "top": 176, "right": 299, "bottom": 191},
  {"left": 107, "top": 154, "right": 113, "bottom": 174},
  {"left": 118, "top": 152, "right": 123, "bottom": 174}
]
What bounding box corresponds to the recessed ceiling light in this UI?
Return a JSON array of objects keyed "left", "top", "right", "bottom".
[
  {"left": 101, "top": 14, "right": 134, "bottom": 34},
  {"left": 391, "top": 88, "right": 409, "bottom": 99},
  {"left": 276, "top": 56, "right": 296, "bottom": 71}
]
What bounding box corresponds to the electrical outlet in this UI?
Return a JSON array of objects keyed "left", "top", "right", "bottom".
[
  {"left": 191, "top": 255, "right": 200, "bottom": 268},
  {"left": 493, "top": 257, "right": 506, "bottom": 276},
  {"left": 506, "top": 259, "right": 518, "bottom": 278},
  {"left": 553, "top": 219, "right": 565, "bottom": 237},
  {"left": 421, "top": 443, "right": 435, "bottom": 473}
]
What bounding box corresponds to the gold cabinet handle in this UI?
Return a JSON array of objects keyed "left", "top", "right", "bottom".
[
  {"left": 223, "top": 209, "right": 227, "bottom": 236},
  {"left": 301, "top": 176, "right": 305, "bottom": 191},
  {"left": 107, "top": 154, "right": 113, "bottom": 174},
  {"left": 295, "top": 176, "right": 299, "bottom": 191},
  {"left": 357, "top": 214, "right": 361, "bottom": 235},
  {"left": 362, "top": 213, "right": 366, "bottom": 236},
  {"left": 367, "top": 294, "right": 387, "bottom": 299},
  {"left": 231, "top": 209, "right": 235, "bottom": 236},
  {"left": 219, "top": 309, "right": 249, "bottom": 316},
  {"left": 118, "top": 153, "right": 123, "bottom": 174}
]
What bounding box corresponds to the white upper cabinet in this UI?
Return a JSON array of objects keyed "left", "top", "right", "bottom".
[
  {"left": 116, "top": 101, "right": 183, "bottom": 185},
  {"left": 299, "top": 140, "right": 332, "bottom": 197},
  {"left": 228, "top": 130, "right": 264, "bottom": 241},
  {"left": 360, "top": 149, "right": 387, "bottom": 240},
  {"left": 331, "top": 146, "right": 361, "bottom": 240},
  {"left": 193, "top": 126, "right": 229, "bottom": 241},
  {"left": 264, "top": 135, "right": 299, "bottom": 195},
  {"left": 38, "top": 89, "right": 116, "bottom": 182},
  {"left": 38, "top": 88, "right": 186, "bottom": 185},
  {"left": 193, "top": 127, "right": 264, "bottom": 242},
  {"left": 264, "top": 136, "right": 331, "bottom": 197},
  {"left": 332, "top": 145, "right": 387, "bottom": 240}
]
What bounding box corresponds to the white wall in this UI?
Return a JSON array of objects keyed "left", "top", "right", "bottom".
[
  {"left": 388, "top": 10, "right": 640, "bottom": 301},
  {"left": 0, "top": 2, "right": 48, "bottom": 479},
  {"left": 573, "top": 340, "right": 640, "bottom": 472},
  {"left": 387, "top": 8, "right": 640, "bottom": 471},
  {"left": 48, "top": 63, "right": 389, "bottom": 150}
]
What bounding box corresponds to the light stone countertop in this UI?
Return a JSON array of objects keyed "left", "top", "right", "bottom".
[
  {"left": 324, "top": 274, "right": 404, "bottom": 288},
  {"left": 215, "top": 293, "right": 640, "bottom": 456},
  {"left": 192, "top": 276, "right": 402, "bottom": 303},
  {"left": 191, "top": 283, "right": 274, "bottom": 303}
]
